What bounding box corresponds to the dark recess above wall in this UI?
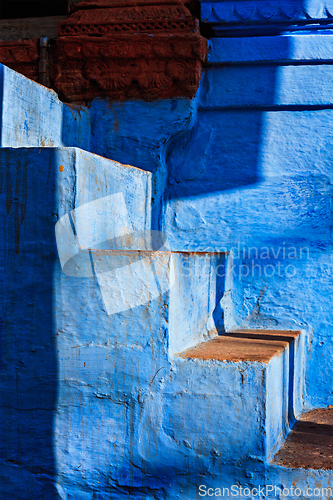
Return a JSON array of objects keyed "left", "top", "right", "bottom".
[
  {"left": 0, "top": 16, "right": 68, "bottom": 40},
  {"left": 0, "top": 1, "right": 68, "bottom": 19}
]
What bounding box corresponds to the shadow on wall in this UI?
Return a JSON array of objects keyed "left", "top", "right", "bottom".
[
  {"left": 165, "top": 30, "right": 300, "bottom": 199},
  {"left": 164, "top": 33, "right": 293, "bottom": 333},
  {"left": 166, "top": 110, "right": 263, "bottom": 199},
  {"left": 0, "top": 149, "right": 59, "bottom": 498}
]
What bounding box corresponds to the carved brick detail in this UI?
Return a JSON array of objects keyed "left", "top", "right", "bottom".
[
  {"left": 0, "top": 40, "right": 39, "bottom": 82},
  {"left": 59, "top": 4, "right": 197, "bottom": 36},
  {"left": 0, "top": 1, "right": 206, "bottom": 102},
  {"left": 54, "top": 0, "right": 207, "bottom": 101}
]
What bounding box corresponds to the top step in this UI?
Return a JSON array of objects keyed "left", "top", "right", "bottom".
[{"left": 0, "top": 64, "right": 90, "bottom": 150}]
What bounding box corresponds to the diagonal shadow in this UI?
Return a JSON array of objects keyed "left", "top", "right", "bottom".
[{"left": 0, "top": 149, "right": 59, "bottom": 498}]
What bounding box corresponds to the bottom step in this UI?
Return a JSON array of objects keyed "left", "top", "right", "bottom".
[
  {"left": 179, "top": 329, "right": 299, "bottom": 363},
  {"left": 169, "top": 329, "right": 303, "bottom": 462},
  {"left": 273, "top": 408, "right": 333, "bottom": 469}
]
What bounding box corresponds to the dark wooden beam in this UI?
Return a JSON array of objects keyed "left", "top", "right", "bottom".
[{"left": 0, "top": 16, "right": 68, "bottom": 41}]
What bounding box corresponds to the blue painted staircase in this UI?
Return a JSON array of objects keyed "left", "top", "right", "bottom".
[{"left": 0, "top": 63, "right": 332, "bottom": 500}]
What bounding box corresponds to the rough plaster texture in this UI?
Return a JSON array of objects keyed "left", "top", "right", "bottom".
[
  {"left": 0, "top": 65, "right": 91, "bottom": 151},
  {"left": 1, "top": 17, "right": 333, "bottom": 500}
]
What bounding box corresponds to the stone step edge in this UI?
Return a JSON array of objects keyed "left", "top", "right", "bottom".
[{"left": 177, "top": 329, "right": 301, "bottom": 364}]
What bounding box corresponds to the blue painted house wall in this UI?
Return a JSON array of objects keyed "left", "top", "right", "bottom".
[{"left": 1, "top": 1, "right": 333, "bottom": 496}]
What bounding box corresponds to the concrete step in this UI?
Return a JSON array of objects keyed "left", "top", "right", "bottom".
[
  {"left": 179, "top": 329, "right": 300, "bottom": 363},
  {"left": 0, "top": 145, "right": 230, "bottom": 496},
  {"left": 0, "top": 145, "right": 153, "bottom": 497},
  {"left": 0, "top": 145, "right": 152, "bottom": 255},
  {"left": 164, "top": 329, "right": 304, "bottom": 463},
  {"left": 0, "top": 64, "right": 90, "bottom": 150}
]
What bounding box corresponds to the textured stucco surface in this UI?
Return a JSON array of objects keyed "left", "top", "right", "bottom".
[{"left": 1, "top": 22, "right": 333, "bottom": 499}]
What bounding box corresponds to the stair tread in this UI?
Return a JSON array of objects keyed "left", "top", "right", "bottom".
[
  {"left": 273, "top": 409, "right": 333, "bottom": 470},
  {"left": 179, "top": 329, "right": 300, "bottom": 363}
]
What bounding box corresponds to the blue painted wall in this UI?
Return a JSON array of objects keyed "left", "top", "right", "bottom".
[{"left": 1, "top": 7, "right": 333, "bottom": 497}]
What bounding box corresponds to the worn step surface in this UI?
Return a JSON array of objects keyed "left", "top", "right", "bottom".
[
  {"left": 179, "top": 329, "right": 300, "bottom": 363},
  {"left": 273, "top": 408, "right": 333, "bottom": 470}
]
